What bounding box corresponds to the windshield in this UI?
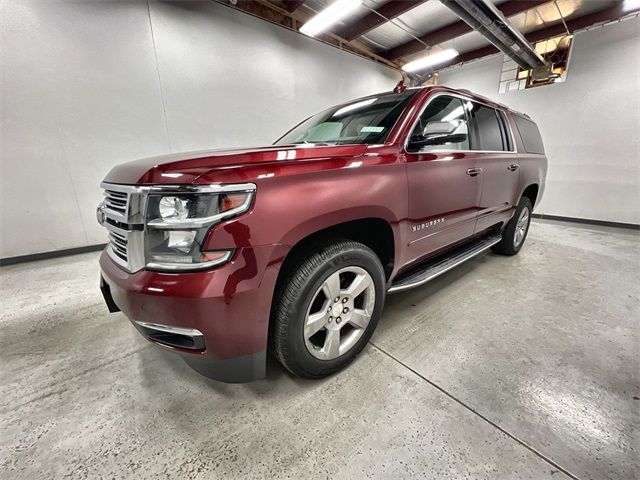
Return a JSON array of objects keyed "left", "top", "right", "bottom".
[{"left": 274, "top": 91, "right": 417, "bottom": 146}]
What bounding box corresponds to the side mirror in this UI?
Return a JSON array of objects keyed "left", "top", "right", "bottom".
[{"left": 409, "top": 120, "right": 468, "bottom": 149}]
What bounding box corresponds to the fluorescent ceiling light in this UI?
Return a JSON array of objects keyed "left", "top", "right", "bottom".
[
  {"left": 300, "top": 0, "right": 362, "bottom": 37},
  {"left": 402, "top": 49, "right": 459, "bottom": 73}
]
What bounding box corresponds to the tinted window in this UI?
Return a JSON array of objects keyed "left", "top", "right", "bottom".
[
  {"left": 514, "top": 115, "right": 545, "bottom": 154},
  {"left": 471, "top": 103, "right": 505, "bottom": 151},
  {"left": 275, "top": 91, "right": 417, "bottom": 146},
  {"left": 407, "top": 96, "right": 470, "bottom": 152}
]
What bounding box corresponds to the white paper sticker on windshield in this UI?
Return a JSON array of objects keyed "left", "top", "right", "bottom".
[{"left": 360, "top": 126, "right": 385, "bottom": 133}]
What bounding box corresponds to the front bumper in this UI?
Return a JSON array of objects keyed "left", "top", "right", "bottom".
[{"left": 99, "top": 244, "right": 288, "bottom": 383}]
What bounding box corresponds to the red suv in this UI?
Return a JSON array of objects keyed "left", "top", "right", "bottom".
[{"left": 98, "top": 85, "right": 547, "bottom": 382}]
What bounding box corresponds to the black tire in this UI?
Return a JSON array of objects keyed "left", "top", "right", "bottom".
[
  {"left": 270, "top": 239, "right": 386, "bottom": 379},
  {"left": 492, "top": 197, "right": 533, "bottom": 256}
]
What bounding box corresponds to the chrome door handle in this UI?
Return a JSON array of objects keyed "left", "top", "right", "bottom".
[
  {"left": 466, "top": 168, "right": 483, "bottom": 176},
  {"left": 507, "top": 164, "right": 519, "bottom": 171}
]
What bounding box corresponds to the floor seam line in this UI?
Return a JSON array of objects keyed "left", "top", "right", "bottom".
[{"left": 368, "top": 341, "right": 583, "bottom": 480}]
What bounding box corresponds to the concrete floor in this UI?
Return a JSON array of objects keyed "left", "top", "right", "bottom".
[{"left": 1, "top": 219, "right": 638, "bottom": 479}]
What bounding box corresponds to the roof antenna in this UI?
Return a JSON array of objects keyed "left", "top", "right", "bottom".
[
  {"left": 405, "top": 70, "right": 434, "bottom": 87},
  {"left": 393, "top": 80, "right": 407, "bottom": 93}
]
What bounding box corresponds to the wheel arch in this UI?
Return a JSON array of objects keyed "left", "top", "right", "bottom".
[
  {"left": 267, "top": 215, "right": 394, "bottom": 357},
  {"left": 276, "top": 215, "right": 396, "bottom": 282},
  {"left": 521, "top": 183, "right": 539, "bottom": 207}
]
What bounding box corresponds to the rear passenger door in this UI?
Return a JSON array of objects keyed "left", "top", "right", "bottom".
[{"left": 468, "top": 102, "right": 520, "bottom": 233}]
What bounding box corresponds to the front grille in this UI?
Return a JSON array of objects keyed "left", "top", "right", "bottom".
[
  {"left": 108, "top": 227, "right": 128, "bottom": 263},
  {"left": 103, "top": 188, "right": 128, "bottom": 218},
  {"left": 100, "top": 182, "right": 146, "bottom": 272}
]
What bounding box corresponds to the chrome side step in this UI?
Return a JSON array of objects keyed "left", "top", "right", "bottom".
[{"left": 388, "top": 233, "right": 502, "bottom": 293}]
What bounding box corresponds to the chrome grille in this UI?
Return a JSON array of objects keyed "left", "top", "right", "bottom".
[
  {"left": 104, "top": 189, "right": 128, "bottom": 215},
  {"left": 100, "top": 182, "right": 147, "bottom": 273},
  {"left": 102, "top": 188, "right": 129, "bottom": 222},
  {"left": 107, "top": 226, "right": 128, "bottom": 263}
]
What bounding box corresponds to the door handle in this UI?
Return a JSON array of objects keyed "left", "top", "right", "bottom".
[
  {"left": 466, "top": 168, "right": 483, "bottom": 176},
  {"left": 507, "top": 164, "right": 519, "bottom": 171}
]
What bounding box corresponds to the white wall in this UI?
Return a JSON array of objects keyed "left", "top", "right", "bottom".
[
  {"left": 0, "top": 0, "right": 399, "bottom": 258},
  {"left": 438, "top": 17, "right": 640, "bottom": 225}
]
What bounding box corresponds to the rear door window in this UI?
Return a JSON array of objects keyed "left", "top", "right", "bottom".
[{"left": 470, "top": 103, "right": 506, "bottom": 151}]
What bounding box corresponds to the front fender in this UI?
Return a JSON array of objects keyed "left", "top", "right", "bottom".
[{"left": 202, "top": 161, "right": 409, "bottom": 261}]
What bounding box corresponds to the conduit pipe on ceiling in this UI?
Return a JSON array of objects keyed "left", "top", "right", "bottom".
[{"left": 440, "top": 0, "right": 546, "bottom": 70}]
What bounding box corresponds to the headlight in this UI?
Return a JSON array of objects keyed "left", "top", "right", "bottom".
[
  {"left": 143, "top": 184, "right": 255, "bottom": 272},
  {"left": 158, "top": 197, "right": 189, "bottom": 220}
]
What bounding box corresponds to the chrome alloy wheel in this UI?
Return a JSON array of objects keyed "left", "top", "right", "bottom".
[
  {"left": 514, "top": 206, "right": 530, "bottom": 248},
  {"left": 303, "top": 266, "right": 376, "bottom": 360}
]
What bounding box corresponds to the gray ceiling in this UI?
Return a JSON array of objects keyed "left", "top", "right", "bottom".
[{"left": 299, "top": 0, "right": 620, "bottom": 58}]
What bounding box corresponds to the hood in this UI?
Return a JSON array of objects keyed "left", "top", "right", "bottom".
[{"left": 102, "top": 144, "right": 367, "bottom": 185}]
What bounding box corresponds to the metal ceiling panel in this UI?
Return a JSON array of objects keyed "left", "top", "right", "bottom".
[
  {"left": 360, "top": 1, "right": 462, "bottom": 50},
  {"left": 509, "top": 0, "right": 620, "bottom": 34},
  {"left": 445, "top": 29, "right": 493, "bottom": 53},
  {"left": 297, "top": 0, "right": 625, "bottom": 59},
  {"left": 399, "top": 29, "right": 492, "bottom": 62}
]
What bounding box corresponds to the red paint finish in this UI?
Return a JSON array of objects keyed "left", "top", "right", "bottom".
[
  {"left": 100, "top": 244, "right": 288, "bottom": 360},
  {"left": 99, "top": 86, "right": 547, "bottom": 381}
]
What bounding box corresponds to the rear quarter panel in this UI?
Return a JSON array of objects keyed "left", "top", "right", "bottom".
[{"left": 507, "top": 112, "right": 548, "bottom": 207}]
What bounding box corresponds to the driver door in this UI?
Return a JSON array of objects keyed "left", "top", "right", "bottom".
[{"left": 404, "top": 95, "right": 482, "bottom": 267}]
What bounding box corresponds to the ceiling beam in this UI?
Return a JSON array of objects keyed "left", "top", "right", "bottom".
[
  {"left": 384, "top": 0, "right": 547, "bottom": 60},
  {"left": 435, "top": 3, "right": 640, "bottom": 70},
  {"left": 334, "top": 0, "right": 427, "bottom": 41},
  {"left": 282, "top": 0, "right": 306, "bottom": 13}
]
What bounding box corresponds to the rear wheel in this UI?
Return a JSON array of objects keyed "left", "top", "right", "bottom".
[
  {"left": 492, "top": 197, "right": 532, "bottom": 256},
  {"left": 271, "top": 240, "right": 386, "bottom": 378}
]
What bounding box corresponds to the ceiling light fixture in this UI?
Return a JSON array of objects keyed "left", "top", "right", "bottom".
[
  {"left": 300, "top": 0, "right": 362, "bottom": 37},
  {"left": 401, "top": 49, "right": 460, "bottom": 73}
]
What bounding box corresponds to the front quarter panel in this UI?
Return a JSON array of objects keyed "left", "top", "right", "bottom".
[{"left": 199, "top": 147, "right": 408, "bottom": 275}]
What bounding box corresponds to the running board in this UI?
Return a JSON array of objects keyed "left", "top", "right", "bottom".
[{"left": 388, "top": 234, "right": 502, "bottom": 293}]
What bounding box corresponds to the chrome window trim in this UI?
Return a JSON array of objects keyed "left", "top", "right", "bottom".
[{"left": 403, "top": 92, "right": 518, "bottom": 155}]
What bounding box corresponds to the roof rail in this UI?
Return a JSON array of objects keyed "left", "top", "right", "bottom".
[{"left": 449, "top": 87, "right": 509, "bottom": 110}]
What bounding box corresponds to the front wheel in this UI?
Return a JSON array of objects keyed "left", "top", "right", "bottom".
[
  {"left": 270, "top": 240, "right": 386, "bottom": 379},
  {"left": 492, "top": 197, "right": 532, "bottom": 256}
]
